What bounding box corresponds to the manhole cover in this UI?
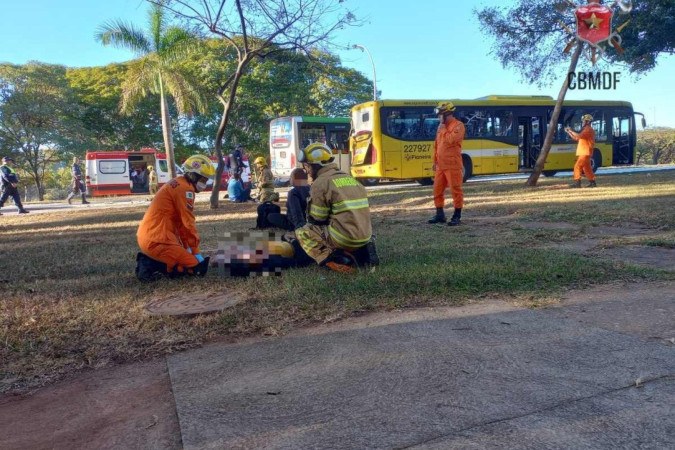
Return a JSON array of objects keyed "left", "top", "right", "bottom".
[{"left": 145, "top": 291, "right": 246, "bottom": 316}]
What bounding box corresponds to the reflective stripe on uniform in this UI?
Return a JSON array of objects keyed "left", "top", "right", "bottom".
[
  {"left": 331, "top": 198, "right": 369, "bottom": 214},
  {"left": 328, "top": 225, "right": 371, "bottom": 249},
  {"left": 310, "top": 204, "right": 330, "bottom": 220}
]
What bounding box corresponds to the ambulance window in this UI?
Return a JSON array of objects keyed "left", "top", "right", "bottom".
[
  {"left": 99, "top": 160, "right": 126, "bottom": 174},
  {"left": 158, "top": 160, "right": 168, "bottom": 173}
]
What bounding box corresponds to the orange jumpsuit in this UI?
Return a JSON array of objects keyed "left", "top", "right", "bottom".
[
  {"left": 570, "top": 125, "right": 596, "bottom": 182},
  {"left": 433, "top": 117, "right": 466, "bottom": 209},
  {"left": 137, "top": 176, "right": 200, "bottom": 272}
]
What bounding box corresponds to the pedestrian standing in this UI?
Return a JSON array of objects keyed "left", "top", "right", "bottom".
[
  {"left": 148, "top": 165, "right": 158, "bottom": 195},
  {"left": 428, "top": 102, "right": 466, "bottom": 226},
  {"left": 566, "top": 114, "right": 597, "bottom": 188},
  {"left": 66, "top": 156, "right": 90, "bottom": 205}
]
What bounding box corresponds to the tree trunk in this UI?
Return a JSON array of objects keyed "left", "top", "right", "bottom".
[
  {"left": 526, "top": 41, "right": 584, "bottom": 186},
  {"left": 159, "top": 74, "right": 177, "bottom": 179},
  {"left": 34, "top": 178, "right": 44, "bottom": 201},
  {"left": 209, "top": 60, "right": 247, "bottom": 209}
]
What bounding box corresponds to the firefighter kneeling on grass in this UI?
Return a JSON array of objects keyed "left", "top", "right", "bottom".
[
  {"left": 295, "top": 143, "right": 379, "bottom": 274},
  {"left": 135, "top": 155, "right": 214, "bottom": 281}
]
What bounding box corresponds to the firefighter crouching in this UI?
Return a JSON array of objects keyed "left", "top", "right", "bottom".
[
  {"left": 295, "top": 143, "right": 379, "bottom": 274},
  {"left": 135, "top": 154, "right": 214, "bottom": 281}
]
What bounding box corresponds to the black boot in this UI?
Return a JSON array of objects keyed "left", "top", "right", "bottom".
[
  {"left": 135, "top": 252, "right": 167, "bottom": 282},
  {"left": 569, "top": 180, "right": 581, "bottom": 188},
  {"left": 428, "top": 207, "right": 446, "bottom": 224},
  {"left": 586, "top": 180, "right": 597, "bottom": 188},
  {"left": 351, "top": 237, "right": 380, "bottom": 266},
  {"left": 67, "top": 193, "right": 74, "bottom": 205},
  {"left": 448, "top": 208, "right": 462, "bottom": 226},
  {"left": 81, "top": 194, "right": 90, "bottom": 204}
]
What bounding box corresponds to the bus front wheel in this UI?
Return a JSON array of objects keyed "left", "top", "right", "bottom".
[
  {"left": 462, "top": 155, "right": 473, "bottom": 183},
  {"left": 542, "top": 170, "right": 558, "bottom": 177},
  {"left": 358, "top": 178, "right": 380, "bottom": 187},
  {"left": 416, "top": 177, "right": 434, "bottom": 186},
  {"left": 591, "top": 149, "right": 602, "bottom": 173}
]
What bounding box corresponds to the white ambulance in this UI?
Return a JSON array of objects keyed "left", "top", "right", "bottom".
[{"left": 85, "top": 149, "right": 177, "bottom": 196}]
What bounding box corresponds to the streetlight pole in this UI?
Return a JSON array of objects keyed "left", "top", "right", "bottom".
[{"left": 352, "top": 44, "right": 377, "bottom": 101}]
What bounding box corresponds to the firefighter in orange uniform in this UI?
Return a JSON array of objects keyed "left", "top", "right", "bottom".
[
  {"left": 135, "top": 154, "right": 215, "bottom": 281},
  {"left": 429, "top": 101, "right": 466, "bottom": 226},
  {"left": 565, "top": 114, "right": 597, "bottom": 188}
]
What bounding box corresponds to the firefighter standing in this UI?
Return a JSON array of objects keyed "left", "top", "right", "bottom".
[
  {"left": 135, "top": 154, "right": 214, "bottom": 281},
  {"left": 566, "top": 114, "right": 597, "bottom": 188},
  {"left": 0, "top": 156, "right": 29, "bottom": 214},
  {"left": 252, "top": 156, "right": 279, "bottom": 203},
  {"left": 429, "top": 101, "right": 466, "bottom": 226},
  {"left": 296, "top": 143, "right": 376, "bottom": 274},
  {"left": 147, "top": 165, "right": 158, "bottom": 195},
  {"left": 66, "top": 157, "right": 90, "bottom": 205}
]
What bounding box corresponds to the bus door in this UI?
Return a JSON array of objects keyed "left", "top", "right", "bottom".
[
  {"left": 326, "top": 123, "right": 351, "bottom": 172},
  {"left": 612, "top": 114, "right": 633, "bottom": 164},
  {"left": 518, "top": 115, "right": 543, "bottom": 169}
]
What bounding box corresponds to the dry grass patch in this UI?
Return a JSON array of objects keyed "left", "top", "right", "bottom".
[{"left": 1, "top": 172, "right": 673, "bottom": 392}]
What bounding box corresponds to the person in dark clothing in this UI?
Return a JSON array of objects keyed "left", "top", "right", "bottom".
[
  {"left": 229, "top": 144, "right": 244, "bottom": 177},
  {"left": 0, "top": 156, "right": 29, "bottom": 214},
  {"left": 266, "top": 168, "right": 311, "bottom": 231},
  {"left": 66, "top": 156, "right": 90, "bottom": 205}
]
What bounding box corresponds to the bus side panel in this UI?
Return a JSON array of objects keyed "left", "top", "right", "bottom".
[{"left": 270, "top": 118, "right": 295, "bottom": 182}]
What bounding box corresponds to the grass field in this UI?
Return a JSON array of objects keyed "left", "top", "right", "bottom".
[{"left": 1, "top": 172, "right": 673, "bottom": 392}]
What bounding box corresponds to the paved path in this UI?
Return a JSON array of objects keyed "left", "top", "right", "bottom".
[{"left": 167, "top": 282, "right": 674, "bottom": 449}]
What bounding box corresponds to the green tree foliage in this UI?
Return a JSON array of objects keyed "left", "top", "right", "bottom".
[
  {"left": 0, "top": 63, "right": 77, "bottom": 200},
  {"left": 177, "top": 39, "right": 371, "bottom": 157},
  {"left": 153, "top": 0, "right": 358, "bottom": 208},
  {"left": 65, "top": 64, "right": 163, "bottom": 153},
  {"left": 96, "top": 4, "right": 207, "bottom": 177},
  {"left": 636, "top": 128, "right": 675, "bottom": 164}
]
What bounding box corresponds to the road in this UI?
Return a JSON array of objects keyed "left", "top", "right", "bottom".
[{"left": 5, "top": 164, "right": 673, "bottom": 215}]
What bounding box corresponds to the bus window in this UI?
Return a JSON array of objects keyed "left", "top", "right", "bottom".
[
  {"left": 492, "top": 110, "right": 514, "bottom": 137},
  {"left": 381, "top": 106, "right": 435, "bottom": 141},
  {"left": 299, "top": 124, "right": 327, "bottom": 148},
  {"left": 590, "top": 112, "right": 607, "bottom": 141},
  {"left": 456, "top": 109, "right": 489, "bottom": 138},
  {"left": 329, "top": 130, "right": 350, "bottom": 154},
  {"left": 558, "top": 109, "right": 606, "bottom": 142}
]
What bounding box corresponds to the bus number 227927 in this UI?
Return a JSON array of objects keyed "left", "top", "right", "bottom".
[{"left": 403, "top": 144, "right": 431, "bottom": 153}]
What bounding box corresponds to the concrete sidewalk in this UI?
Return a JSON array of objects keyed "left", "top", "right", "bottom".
[{"left": 167, "top": 282, "right": 675, "bottom": 449}]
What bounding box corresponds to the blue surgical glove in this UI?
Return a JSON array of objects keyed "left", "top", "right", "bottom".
[{"left": 195, "top": 253, "right": 205, "bottom": 263}]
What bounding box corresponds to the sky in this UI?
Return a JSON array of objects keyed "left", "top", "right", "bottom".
[{"left": 1, "top": 0, "right": 673, "bottom": 128}]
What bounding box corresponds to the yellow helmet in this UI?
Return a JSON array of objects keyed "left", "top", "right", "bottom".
[
  {"left": 268, "top": 241, "right": 295, "bottom": 259},
  {"left": 298, "top": 143, "right": 335, "bottom": 166},
  {"left": 182, "top": 154, "right": 216, "bottom": 179},
  {"left": 254, "top": 156, "right": 267, "bottom": 166},
  {"left": 147, "top": 165, "right": 154, "bottom": 171},
  {"left": 581, "top": 114, "right": 593, "bottom": 122},
  {"left": 434, "top": 101, "right": 456, "bottom": 115}
]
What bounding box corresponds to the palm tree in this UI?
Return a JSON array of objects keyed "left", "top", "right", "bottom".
[{"left": 96, "top": 4, "right": 206, "bottom": 178}]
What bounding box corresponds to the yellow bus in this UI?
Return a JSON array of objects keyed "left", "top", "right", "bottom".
[{"left": 349, "top": 96, "right": 644, "bottom": 185}]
